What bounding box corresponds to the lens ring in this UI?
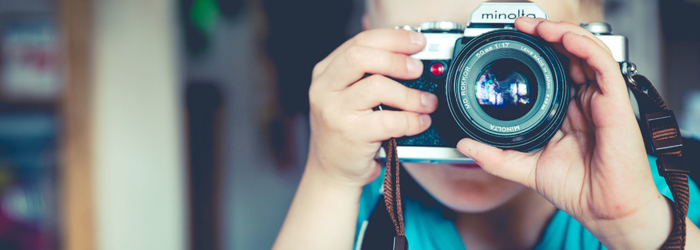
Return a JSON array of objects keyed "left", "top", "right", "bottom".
[
  {"left": 461, "top": 42, "right": 551, "bottom": 131},
  {"left": 445, "top": 29, "right": 569, "bottom": 152}
]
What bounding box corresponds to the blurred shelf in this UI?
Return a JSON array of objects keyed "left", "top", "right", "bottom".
[
  {"left": 0, "top": 0, "right": 54, "bottom": 16},
  {"left": 0, "top": 99, "right": 57, "bottom": 113}
]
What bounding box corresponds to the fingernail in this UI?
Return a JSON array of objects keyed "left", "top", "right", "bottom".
[
  {"left": 409, "top": 31, "right": 425, "bottom": 45},
  {"left": 420, "top": 114, "right": 431, "bottom": 127},
  {"left": 421, "top": 92, "right": 437, "bottom": 107},
  {"left": 520, "top": 16, "right": 536, "bottom": 23},
  {"left": 406, "top": 57, "right": 422, "bottom": 73}
]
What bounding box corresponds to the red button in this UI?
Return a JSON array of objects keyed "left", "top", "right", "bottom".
[{"left": 430, "top": 62, "right": 445, "bottom": 77}]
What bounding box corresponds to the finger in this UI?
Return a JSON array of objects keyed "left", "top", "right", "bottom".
[
  {"left": 342, "top": 74, "right": 438, "bottom": 112},
  {"left": 581, "top": 62, "right": 597, "bottom": 82},
  {"left": 456, "top": 138, "right": 536, "bottom": 189},
  {"left": 515, "top": 18, "right": 612, "bottom": 55},
  {"left": 515, "top": 20, "right": 592, "bottom": 84},
  {"left": 358, "top": 110, "right": 431, "bottom": 142},
  {"left": 512, "top": 17, "right": 547, "bottom": 34},
  {"left": 314, "top": 29, "right": 426, "bottom": 76},
  {"left": 563, "top": 32, "right": 640, "bottom": 147},
  {"left": 561, "top": 32, "right": 628, "bottom": 97},
  {"left": 556, "top": 41, "right": 597, "bottom": 83},
  {"left": 315, "top": 45, "right": 423, "bottom": 90},
  {"left": 574, "top": 81, "right": 599, "bottom": 127},
  {"left": 551, "top": 43, "right": 588, "bottom": 84},
  {"left": 569, "top": 58, "right": 588, "bottom": 84}
]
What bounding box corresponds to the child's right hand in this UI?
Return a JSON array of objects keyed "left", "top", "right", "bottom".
[{"left": 306, "top": 29, "right": 438, "bottom": 188}]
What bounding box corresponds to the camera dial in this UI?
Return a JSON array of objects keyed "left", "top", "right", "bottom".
[{"left": 419, "top": 22, "right": 465, "bottom": 33}]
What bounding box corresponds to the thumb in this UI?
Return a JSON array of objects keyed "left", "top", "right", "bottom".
[{"left": 457, "top": 138, "right": 536, "bottom": 188}]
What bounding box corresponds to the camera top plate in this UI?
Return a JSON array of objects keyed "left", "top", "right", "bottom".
[{"left": 469, "top": 1, "right": 548, "bottom": 25}]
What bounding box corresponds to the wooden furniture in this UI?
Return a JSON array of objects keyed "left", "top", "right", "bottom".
[{"left": 59, "top": 0, "right": 94, "bottom": 249}]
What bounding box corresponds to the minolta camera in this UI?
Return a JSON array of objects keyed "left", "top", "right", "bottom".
[{"left": 376, "top": 1, "right": 628, "bottom": 163}]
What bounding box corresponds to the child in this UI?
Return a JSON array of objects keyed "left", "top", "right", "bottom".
[{"left": 273, "top": 0, "right": 700, "bottom": 249}]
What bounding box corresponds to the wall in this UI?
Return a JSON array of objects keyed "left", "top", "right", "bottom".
[
  {"left": 92, "top": 0, "right": 187, "bottom": 250},
  {"left": 184, "top": 3, "right": 308, "bottom": 248}
]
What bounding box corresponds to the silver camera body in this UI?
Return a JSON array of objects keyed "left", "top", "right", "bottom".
[{"left": 377, "top": 1, "right": 628, "bottom": 164}]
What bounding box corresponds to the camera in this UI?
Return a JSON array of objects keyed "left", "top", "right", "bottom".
[{"left": 376, "top": 1, "right": 628, "bottom": 163}]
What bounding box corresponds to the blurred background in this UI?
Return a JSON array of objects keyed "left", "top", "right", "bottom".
[{"left": 0, "top": 0, "right": 697, "bottom": 249}]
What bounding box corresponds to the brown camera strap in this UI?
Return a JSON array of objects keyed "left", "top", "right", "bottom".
[
  {"left": 627, "top": 74, "right": 690, "bottom": 250},
  {"left": 381, "top": 73, "right": 690, "bottom": 250},
  {"left": 382, "top": 138, "right": 408, "bottom": 250}
]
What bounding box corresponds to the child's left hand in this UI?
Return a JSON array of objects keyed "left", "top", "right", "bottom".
[{"left": 457, "top": 17, "right": 686, "bottom": 249}]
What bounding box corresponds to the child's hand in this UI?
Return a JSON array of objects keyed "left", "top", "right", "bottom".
[
  {"left": 457, "top": 17, "right": 675, "bottom": 249},
  {"left": 307, "top": 29, "right": 438, "bottom": 188}
]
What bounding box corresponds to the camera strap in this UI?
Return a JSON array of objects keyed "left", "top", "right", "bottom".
[
  {"left": 382, "top": 138, "right": 408, "bottom": 250},
  {"left": 380, "top": 68, "right": 691, "bottom": 250},
  {"left": 626, "top": 72, "right": 690, "bottom": 250}
]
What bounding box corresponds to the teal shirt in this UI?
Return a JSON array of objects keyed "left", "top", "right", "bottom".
[{"left": 354, "top": 155, "right": 700, "bottom": 249}]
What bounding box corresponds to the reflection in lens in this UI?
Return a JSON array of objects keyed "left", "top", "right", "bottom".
[
  {"left": 475, "top": 59, "right": 537, "bottom": 121},
  {"left": 476, "top": 72, "right": 530, "bottom": 106}
]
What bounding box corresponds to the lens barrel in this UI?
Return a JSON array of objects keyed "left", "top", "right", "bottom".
[{"left": 446, "top": 29, "right": 569, "bottom": 152}]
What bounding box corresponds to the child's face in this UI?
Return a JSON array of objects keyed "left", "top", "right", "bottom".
[
  {"left": 369, "top": 0, "right": 599, "bottom": 213},
  {"left": 403, "top": 163, "right": 528, "bottom": 213}
]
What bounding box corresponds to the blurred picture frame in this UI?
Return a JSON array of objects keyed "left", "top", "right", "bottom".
[{"left": 0, "top": 15, "right": 60, "bottom": 102}]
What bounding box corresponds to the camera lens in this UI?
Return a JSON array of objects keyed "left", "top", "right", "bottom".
[
  {"left": 475, "top": 58, "right": 537, "bottom": 121},
  {"left": 446, "top": 30, "right": 569, "bottom": 152}
]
